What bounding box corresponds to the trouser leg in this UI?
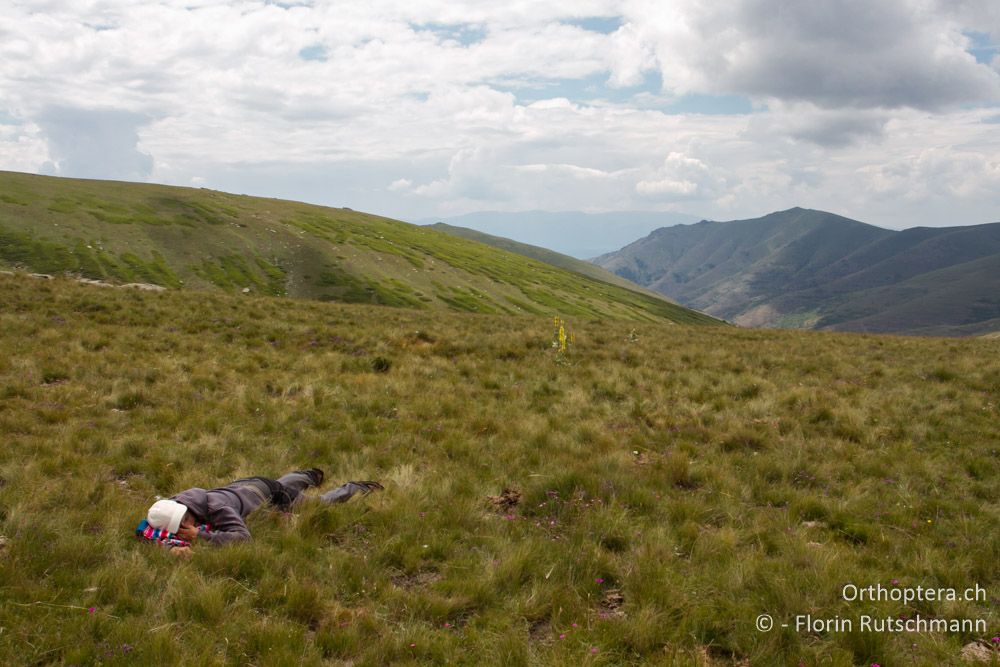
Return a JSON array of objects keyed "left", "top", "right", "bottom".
[
  {"left": 227, "top": 479, "right": 274, "bottom": 513},
  {"left": 275, "top": 469, "right": 325, "bottom": 506},
  {"left": 320, "top": 482, "right": 370, "bottom": 504}
]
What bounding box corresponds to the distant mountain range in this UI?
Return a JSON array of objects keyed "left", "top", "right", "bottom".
[
  {"left": 415, "top": 210, "right": 699, "bottom": 259},
  {"left": 594, "top": 208, "right": 1000, "bottom": 336}
]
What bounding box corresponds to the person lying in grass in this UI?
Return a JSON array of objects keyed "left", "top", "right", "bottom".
[{"left": 137, "top": 469, "right": 383, "bottom": 558}]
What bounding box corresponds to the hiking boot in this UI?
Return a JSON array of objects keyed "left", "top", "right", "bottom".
[
  {"left": 288, "top": 468, "right": 324, "bottom": 487},
  {"left": 320, "top": 480, "right": 384, "bottom": 504},
  {"left": 348, "top": 480, "right": 383, "bottom": 493}
]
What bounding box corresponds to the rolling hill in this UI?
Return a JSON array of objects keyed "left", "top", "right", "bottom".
[
  {"left": 415, "top": 210, "right": 699, "bottom": 259},
  {"left": 0, "top": 171, "right": 719, "bottom": 326},
  {"left": 427, "top": 222, "right": 674, "bottom": 298},
  {"left": 594, "top": 207, "right": 1000, "bottom": 336}
]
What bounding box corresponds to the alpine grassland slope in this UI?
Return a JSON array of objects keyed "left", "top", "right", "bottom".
[
  {"left": 427, "top": 222, "right": 657, "bottom": 294},
  {"left": 1, "top": 273, "right": 997, "bottom": 665},
  {"left": 0, "top": 171, "right": 715, "bottom": 326}
]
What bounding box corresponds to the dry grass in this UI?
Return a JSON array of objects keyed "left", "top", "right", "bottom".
[{"left": 0, "top": 272, "right": 997, "bottom": 665}]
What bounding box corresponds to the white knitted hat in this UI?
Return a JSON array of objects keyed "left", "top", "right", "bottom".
[{"left": 147, "top": 499, "right": 187, "bottom": 534}]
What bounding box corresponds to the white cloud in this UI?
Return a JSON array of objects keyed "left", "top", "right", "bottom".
[
  {"left": 515, "top": 163, "right": 619, "bottom": 179},
  {"left": 0, "top": 1, "right": 998, "bottom": 228},
  {"left": 619, "top": 0, "right": 1000, "bottom": 111},
  {"left": 747, "top": 103, "right": 890, "bottom": 148},
  {"left": 635, "top": 152, "right": 723, "bottom": 199},
  {"left": 37, "top": 107, "right": 154, "bottom": 180},
  {"left": 860, "top": 147, "right": 1000, "bottom": 201}
]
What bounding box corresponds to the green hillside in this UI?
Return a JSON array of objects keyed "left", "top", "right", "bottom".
[
  {"left": 1, "top": 273, "right": 997, "bottom": 665},
  {"left": 811, "top": 252, "right": 1000, "bottom": 336},
  {"left": 428, "top": 222, "right": 673, "bottom": 298},
  {"left": 0, "top": 171, "right": 718, "bottom": 326},
  {"left": 595, "top": 208, "right": 1000, "bottom": 336}
]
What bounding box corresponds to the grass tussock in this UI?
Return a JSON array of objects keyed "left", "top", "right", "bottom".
[{"left": 0, "top": 273, "right": 997, "bottom": 665}]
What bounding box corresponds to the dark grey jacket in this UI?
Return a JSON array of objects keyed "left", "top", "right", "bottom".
[
  {"left": 171, "top": 483, "right": 267, "bottom": 545},
  {"left": 170, "top": 477, "right": 368, "bottom": 546}
]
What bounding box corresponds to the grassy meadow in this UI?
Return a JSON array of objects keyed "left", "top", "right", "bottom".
[{"left": 0, "top": 272, "right": 998, "bottom": 665}]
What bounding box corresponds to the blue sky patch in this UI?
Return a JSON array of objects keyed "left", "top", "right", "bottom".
[
  {"left": 298, "top": 44, "right": 327, "bottom": 62},
  {"left": 411, "top": 22, "right": 487, "bottom": 46},
  {"left": 489, "top": 70, "right": 755, "bottom": 115},
  {"left": 965, "top": 31, "right": 999, "bottom": 65},
  {"left": 659, "top": 92, "right": 755, "bottom": 115},
  {"left": 491, "top": 71, "right": 655, "bottom": 105},
  {"left": 562, "top": 16, "right": 623, "bottom": 34}
]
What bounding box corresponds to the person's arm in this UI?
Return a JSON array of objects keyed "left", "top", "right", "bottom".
[
  {"left": 136, "top": 519, "right": 192, "bottom": 551},
  {"left": 196, "top": 506, "right": 251, "bottom": 545}
]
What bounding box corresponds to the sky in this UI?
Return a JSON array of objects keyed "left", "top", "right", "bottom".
[{"left": 1, "top": 0, "right": 999, "bottom": 229}]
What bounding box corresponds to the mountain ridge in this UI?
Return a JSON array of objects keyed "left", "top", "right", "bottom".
[
  {"left": 416, "top": 209, "right": 700, "bottom": 259},
  {"left": 427, "top": 222, "right": 675, "bottom": 300},
  {"left": 594, "top": 207, "right": 1000, "bottom": 336}
]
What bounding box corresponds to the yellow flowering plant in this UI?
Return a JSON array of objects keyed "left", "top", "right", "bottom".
[{"left": 552, "top": 316, "right": 573, "bottom": 364}]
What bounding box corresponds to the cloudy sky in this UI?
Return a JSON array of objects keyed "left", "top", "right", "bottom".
[{"left": 2, "top": 0, "right": 999, "bottom": 228}]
